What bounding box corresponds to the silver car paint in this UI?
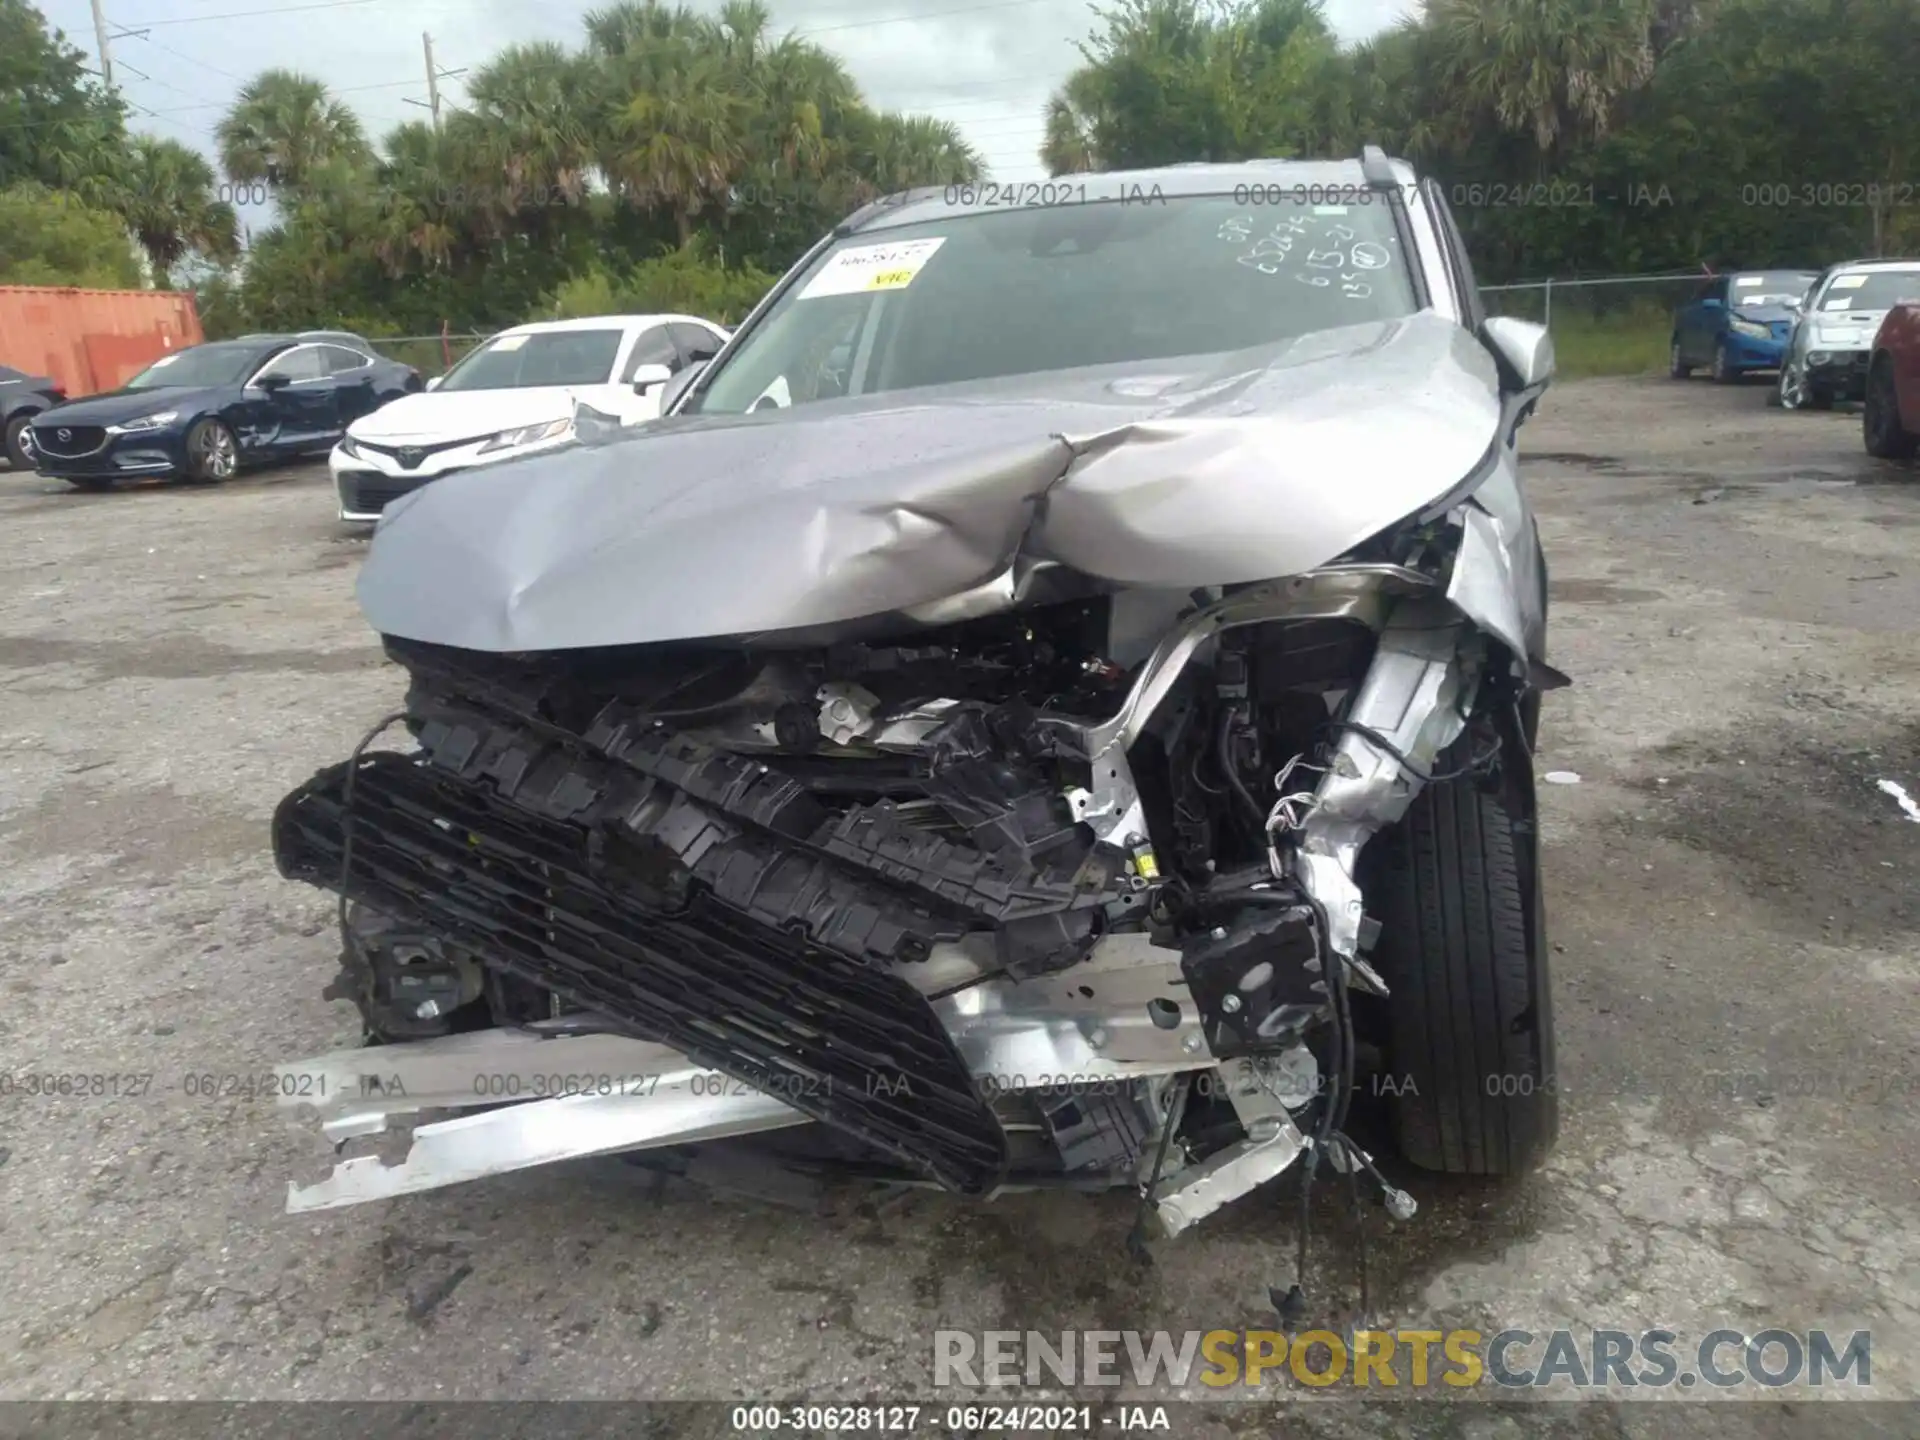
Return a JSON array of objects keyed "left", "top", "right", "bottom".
[
  {"left": 357, "top": 312, "right": 1509, "bottom": 652},
  {"left": 297, "top": 159, "right": 1558, "bottom": 1222}
]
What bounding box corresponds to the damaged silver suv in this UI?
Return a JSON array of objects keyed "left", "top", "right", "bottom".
[{"left": 271, "top": 149, "right": 1563, "bottom": 1268}]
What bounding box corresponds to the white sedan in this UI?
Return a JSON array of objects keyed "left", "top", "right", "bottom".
[{"left": 329, "top": 314, "right": 729, "bottom": 524}]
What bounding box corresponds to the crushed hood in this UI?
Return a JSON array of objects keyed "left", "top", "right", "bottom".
[{"left": 358, "top": 311, "right": 1503, "bottom": 652}]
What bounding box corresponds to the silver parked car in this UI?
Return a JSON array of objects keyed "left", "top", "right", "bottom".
[
  {"left": 270, "top": 150, "right": 1563, "bottom": 1272},
  {"left": 1778, "top": 258, "right": 1920, "bottom": 409}
]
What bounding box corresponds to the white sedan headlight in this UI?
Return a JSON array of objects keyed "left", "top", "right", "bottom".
[
  {"left": 477, "top": 418, "right": 572, "bottom": 455},
  {"left": 337, "top": 435, "right": 364, "bottom": 460},
  {"left": 105, "top": 410, "right": 180, "bottom": 434}
]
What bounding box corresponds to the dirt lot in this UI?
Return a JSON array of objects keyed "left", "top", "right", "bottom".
[{"left": 1, "top": 376, "right": 1917, "bottom": 1422}]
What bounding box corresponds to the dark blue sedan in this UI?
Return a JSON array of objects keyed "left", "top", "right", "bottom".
[
  {"left": 27, "top": 333, "right": 420, "bottom": 490},
  {"left": 1669, "top": 270, "right": 1817, "bottom": 382}
]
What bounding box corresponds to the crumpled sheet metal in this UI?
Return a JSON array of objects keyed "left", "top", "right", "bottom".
[{"left": 358, "top": 313, "right": 1503, "bottom": 654}]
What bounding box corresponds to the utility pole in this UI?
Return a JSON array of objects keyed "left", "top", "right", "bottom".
[
  {"left": 404, "top": 35, "right": 464, "bottom": 128},
  {"left": 89, "top": 0, "right": 114, "bottom": 86},
  {"left": 423, "top": 33, "right": 441, "bottom": 127}
]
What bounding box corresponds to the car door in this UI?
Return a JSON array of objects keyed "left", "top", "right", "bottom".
[
  {"left": 1692, "top": 277, "right": 1731, "bottom": 362},
  {"left": 322, "top": 345, "right": 383, "bottom": 432},
  {"left": 248, "top": 343, "right": 338, "bottom": 451},
  {"left": 615, "top": 324, "right": 684, "bottom": 423}
]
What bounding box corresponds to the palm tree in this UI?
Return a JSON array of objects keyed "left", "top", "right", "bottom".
[
  {"left": 216, "top": 69, "right": 373, "bottom": 195},
  {"left": 1041, "top": 71, "right": 1105, "bottom": 174},
  {"left": 1426, "top": 0, "right": 1656, "bottom": 165},
  {"left": 852, "top": 112, "right": 984, "bottom": 197},
  {"left": 605, "top": 53, "right": 749, "bottom": 246},
  {"left": 461, "top": 43, "right": 600, "bottom": 209},
  {"left": 112, "top": 136, "right": 240, "bottom": 282}
]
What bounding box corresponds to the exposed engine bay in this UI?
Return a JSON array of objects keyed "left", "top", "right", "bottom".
[{"left": 272, "top": 512, "right": 1550, "bottom": 1249}]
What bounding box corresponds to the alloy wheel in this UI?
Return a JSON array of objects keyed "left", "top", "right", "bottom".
[
  {"left": 1779, "top": 360, "right": 1807, "bottom": 409},
  {"left": 197, "top": 424, "right": 236, "bottom": 479}
]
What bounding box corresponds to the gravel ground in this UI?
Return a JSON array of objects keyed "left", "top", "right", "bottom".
[{"left": 0, "top": 377, "right": 1917, "bottom": 1423}]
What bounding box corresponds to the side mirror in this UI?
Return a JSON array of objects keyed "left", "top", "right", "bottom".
[
  {"left": 425, "top": 375, "right": 443, "bottom": 392},
  {"left": 255, "top": 371, "right": 291, "bottom": 391},
  {"left": 660, "top": 361, "right": 707, "bottom": 414},
  {"left": 1482, "top": 316, "right": 1555, "bottom": 392},
  {"left": 1701, "top": 298, "right": 1724, "bottom": 310},
  {"left": 631, "top": 363, "right": 674, "bottom": 395}
]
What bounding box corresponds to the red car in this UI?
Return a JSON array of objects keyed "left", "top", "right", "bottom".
[{"left": 1865, "top": 301, "right": 1920, "bottom": 458}]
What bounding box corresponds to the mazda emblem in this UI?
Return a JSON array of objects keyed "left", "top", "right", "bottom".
[{"left": 57, "top": 428, "right": 70, "bottom": 441}]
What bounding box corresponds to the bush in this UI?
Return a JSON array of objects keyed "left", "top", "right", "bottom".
[
  {"left": 543, "top": 243, "right": 776, "bottom": 326},
  {"left": 0, "top": 184, "right": 143, "bottom": 288}
]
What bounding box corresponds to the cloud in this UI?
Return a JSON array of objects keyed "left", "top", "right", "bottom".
[{"left": 43, "top": 0, "right": 1410, "bottom": 199}]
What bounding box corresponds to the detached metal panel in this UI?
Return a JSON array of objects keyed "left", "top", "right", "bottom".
[{"left": 0, "top": 286, "right": 205, "bottom": 397}]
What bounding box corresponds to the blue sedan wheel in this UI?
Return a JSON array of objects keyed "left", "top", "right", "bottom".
[
  {"left": 1669, "top": 339, "right": 1691, "bottom": 379},
  {"left": 1711, "top": 341, "right": 1737, "bottom": 383},
  {"left": 186, "top": 418, "right": 238, "bottom": 481}
]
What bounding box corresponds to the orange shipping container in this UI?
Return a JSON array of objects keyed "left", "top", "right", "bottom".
[{"left": 0, "top": 285, "right": 205, "bottom": 399}]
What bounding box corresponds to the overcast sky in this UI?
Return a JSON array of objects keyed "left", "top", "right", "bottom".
[{"left": 48, "top": 0, "right": 1414, "bottom": 197}]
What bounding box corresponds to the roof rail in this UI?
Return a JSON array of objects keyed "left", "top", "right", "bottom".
[{"left": 1359, "top": 144, "right": 1397, "bottom": 190}]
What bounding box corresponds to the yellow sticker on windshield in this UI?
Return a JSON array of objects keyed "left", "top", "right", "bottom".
[
  {"left": 491, "top": 333, "right": 530, "bottom": 350},
  {"left": 799, "top": 238, "right": 947, "bottom": 299},
  {"left": 1831, "top": 274, "right": 1868, "bottom": 289}
]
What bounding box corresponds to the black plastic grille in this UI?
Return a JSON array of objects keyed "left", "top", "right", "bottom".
[
  {"left": 273, "top": 751, "right": 1009, "bottom": 1195},
  {"left": 32, "top": 424, "right": 106, "bottom": 457},
  {"left": 340, "top": 473, "right": 432, "bottom": 514}
]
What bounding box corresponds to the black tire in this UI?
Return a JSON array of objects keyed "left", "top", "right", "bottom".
[
  {"left": 184, "top": 417, "right": 239, "bottom": 481},
  {"left": 1864, "top": 358, "right": 1918, "bottom": 459},
  {"left": 1710, "top": 341, "right": 1738, "bottom": 383},
  {"left": 1368, "top": 756, "right": 1558, "bottom": 1176},
  {"left": 1668, "top": 340, "right": 1690, "bottom": 379},
  {"left": 5, "top": 411, "right": 37, "bottom": 469}
]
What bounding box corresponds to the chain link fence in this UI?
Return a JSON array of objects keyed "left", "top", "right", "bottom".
[
  {"left": 1481, "top": 271, "right": 1709, "bottom": 377},
  {"left": 363, "top": 331, "right": 493, "bottom": 378}
]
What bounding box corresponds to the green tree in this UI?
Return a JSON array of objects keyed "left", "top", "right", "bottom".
[
  {"left": 114, "top": 136, "right": 239, "bottom": 282},
  {"left": 215, "top": 69, "right": 372, "bottom": 192},
  {"left": 0, "top": 182, "right": 142, "bottom": 286},
  {"left": 0, "top": 0, "right": 128, "bottom": 197}
]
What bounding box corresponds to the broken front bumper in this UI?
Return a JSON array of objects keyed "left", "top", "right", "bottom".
[{"left": 275, "top": 933, "right": 1305, "bottom": 1238}]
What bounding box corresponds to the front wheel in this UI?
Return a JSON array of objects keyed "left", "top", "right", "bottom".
[
  {"left": 1778, "top": 359, "right": 1810, "bottom": 410},
  {"left": 1711, "top": 341, "right": 1737, "bottom": 383},
  {"left": 1367, "top": 755, "right": 1558, "bottom": 1177},
  {"left": 1864, "top": 360, "right": 1919, "bottom": 459},
  {"left": 184, "top": 418, "right": 239, "bottom": 481},
  {"left": 1668, "top": 340, "right": 1691, "bottom": 379},
  {"left": 5, "top": 412, "right": 38, "bottom": 469}
]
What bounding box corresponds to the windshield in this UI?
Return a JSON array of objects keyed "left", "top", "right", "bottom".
[
  {"left": 437, "top": 329, "right": 626, "bottom": 391},
  {"left": 1818, "top": 269, "right": 1920, "bottom": 312},
  {"left": 1730, "top": 272, "right": 1815, "bottom": 307},
  {"left": 125, "top": 344, "right": 268, "bottom": 389},
  {"left": 691, "top": 195, "right": 1418, "bottom": 414}
]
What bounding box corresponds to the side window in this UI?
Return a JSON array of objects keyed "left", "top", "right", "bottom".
[
  {"left": 257, "top": 345, "right": 327, "bottom": 382},
  {"left": 323, "top": 345, "right": 372, "bottom": 374},
  {"left": 670, "top": 322, "right": 724, "bottom": 365},
  {"left": 1424, "top": 183, "right": 1486, "bottom": 330},
  {"left": 622, "top": 326, "right": 681, "bottom": 380}
]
